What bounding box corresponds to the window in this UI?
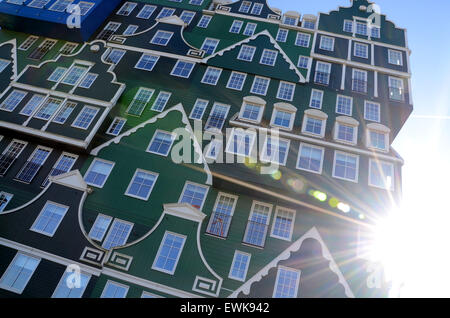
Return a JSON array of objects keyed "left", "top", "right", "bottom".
[
  {"left": 369, "top": 160, "right": 394, "bottom": 190},
  {"left": 354, "top": 42, "right": 369, "bottom": 59},
  {"left": 273, "top": 267, "right": 300, "bottom": 298},
  {"left": 239, "top": 1, "right": 251, "bottom": 13},
  {"left": 19, "top": 36, "right": 38, "bottom": 51},
  {"left": 179, "top": 182, "right": 209, "bottom": 210},
  {"left": 106, "top": 117, "right": 126, "bottom": 136},
  {"left": 297, "top": 56, "right": 310, "bottom": 69},
  {"left": 389, "top": 76, "right": 405, "bottom": 101},
  {"left": 295, "top": 33, "right": 310, "bottom": 47},
  {"left": 28, "top": 39, "right": 56, "bottom": 60},
  {"left": 125, "top": 169, "right": 158, "bottom": 201},
  {"left": 157, "top": 7, "right": 175, "bottom": 19},
  {"left": 243, "top": 201, "right": 272, "bottom": 248},
  {"left": 84, "top": 159, "right": 114, "bottom": 188},
  {"left": 15, "top": 146, "right": 51, "bottom": 183},
  {"left": 127, "top": 88, "right": 154, "bottom": 116},
  {"left": 297, "top": 143, "right": 324, "bottom": 174},
  {"left": 388, "top": 49, "right": 403, "bottom": 66},
  {"left": 260, "top": 136, "right": 290, "bottom": 166},
  {"left": 251, "top": 2, "right": 263, "bottom": 15},
  {"left": 72, "top": 106, "right": 98, "bottom": 129},
  {"left": 260, "top": 49, "right": 278, "bottom": 66},
  {"left": 364, "top": 101, "right": 380, "bottom": 122},
  {"left": 28, "top": 0, "right": 50, "bottom": 9},
  {"left": 102, "top": 219, "right": 133, "bottom": 250},
  {"left": 189, "top": 0, "right": 203, "bottom": 4},
  {"left": 123, "top": 25, "right": 138, "bottom": 35},
  {"left": 336, "top": 95, "right": 353, "bottom": 115},
  {"left": 276, "top": 28, "right": 289, "bottom": 42},
  {"left": 151, "top": 91, "right": 171, "bottom": 112},
  {"left": 334, "top": 120, "right": 358, "bottom": 145},
  {"left": 48, "top": 67, "right": 67, "bottom": 82},
  {"left": 0, "top": 140, "right": 27, "bottom": 177},
  {"left": 239, "top": 102, "right": 264, "bottom": 123},
  {"left": 230, "top": 20, "right": 243, "bottom": 34},
  {"left": 0, "top": 253, "right": 40, "bottom": 294},
  {"left": 333, "top": 151, "right": 359, "bottom": 182},
  {"left": 0, "top": 192, "right": 13, "bottom": 213},
  {"left": 250, "top": 76, "right": 270, "bottom": 96},
  {"left": 88, "top": 214, "right": 112, "bottom": 242},
  {"left": 30, "top": 201, "right": 69, "bottom": 237},
  {"left": 0, "top": 90, "right": 27, "bottom": 112},
  {"left": 189, "top": 99, "right": 209, "bottom": 120},
  {"left": 20, "top": 94, "right": 45, "bottom": 116},
  {"left": 201, "top": 67, "right": 222, "bottom": 86},
  {"left": 371, "top": 26, "right": 380, "bottom": 38},
  {"left": 77, "top": 1, "right": 95, "bottom": 15},
  {"left": 319, "top": 36, "right": 335, "bottom": 51},
  {"left": 271, "top": 108, "right": 295, "bottom": 130},
  {"left": 205, "top": 103, "right": 230, "bottom": 131},
  {"left": 42, "top": 153, "right": 77, "bottom": 188},
  {"left": 78, "top": 73, "right": 97, "bottom": 89},
  {"left": 147, "top": 130, "right": 176, "bottom": 156},
  {"left": 302, "top": 20, "right": 316, "bottom": 30},
  {"left": 197, "top": 15, "right": 212, "bottom": 28},
  {"left": 243, "top": 23, "right": 257, "bottom": 36},
  {"left": 152, "top": 232, "right": 186, "bottom": 275},
  {"left": 61, "top": 65, "right": 88, "bottom": 85},
  {"left": 180, "top": 11, "right": 195, "bottom": 25},
  {"left": 201, "top": 38, "right": 219, "bottom": 55},
  {"left": 151, "top": 31, "right": 173, "bottom": 46},
  {"left": 0, "top": 59, "right": 11, "bottom": 73},
  {"left": 52, "top": 270, "right": 90, "bottom": 298},
  {"left": 227, "top": 72, "right": 247, "bottom": 91},
  {"left": 226, "top": 129, "right": 256, "bottom": 157},
  {"left": 97, "top": 22, "right": 121, "bottom": 41},
  {"left": 283, "top": 15, "right": 298, "bottom": 26},
  {"left": 343, "top": 20, "right": 353, "bottom": 33},
  {"left": 302, "top": 110, "right": 327, "bottom": 137},
  {"left": 367, "top": 130, "right": 388, "bottom": 152},
  {"left": 277, "top": 82, "right": 296, "bottom": 101},
  {"left": 355, "top": 22, "right": 368, "bottom": 36},
  {"left": 352, "top": 69, "right": 368, "bottom": 93},
  {"left": 309, "top": 89, "right": 323, "bottom": 109},
  {"left": 136, "top": 4, "right": 156, "bottom": 19},
  {"left": 229, "top": 251, "right": 251, "bottom": 282},
  {"left": 237, "top": 45, "right": 256, "bottom": 62},
  {"left": 116, "top": 1, "right": 136, "bottom": 15},
  {"left": 314, "top": 62, "right": 331, "bottom": 85},
  {"left": 101, "top": 281, "right": 129, "bottom": 298},
  {"left": 206, "top": 193, "right": 237, "bottom": 238},
  {"left": 271, "top": 207, "right": 296, "bottom": 241},
  {"left": 171, "top": 60, "right": 195, "bottom": 78}
]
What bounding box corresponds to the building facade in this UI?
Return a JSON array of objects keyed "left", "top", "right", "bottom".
[{"left": 0, "top": 0, "right": 412, "bottom": 298}]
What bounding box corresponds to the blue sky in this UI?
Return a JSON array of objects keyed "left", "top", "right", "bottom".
[{"left": 271, "top": 0, "right": 450, "bottom": 297}]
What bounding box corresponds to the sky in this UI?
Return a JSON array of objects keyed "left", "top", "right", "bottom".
[{"left": 271, "top": 0, "right": 450, "bottom": 297}]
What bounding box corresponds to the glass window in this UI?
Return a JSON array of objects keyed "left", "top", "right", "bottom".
[
  {"left": 61, "top": 65, "right": 88, "bottom": 85},
  {"left": 237, "top": 45, "right": 256, "bottom": 62},
  {"left": 136, "top": 4, "right": 156, "bottom": 19},
  {"left": 250, "top": 76, "right": 270, "bottom": 95},
  {"left": 271, "top": 109, "right": 294, "bottom": 130},
  {"left": 52, "top": 270, "right": 90, "bottom": 298},
  {"left": 42, "top": 153, "right": 77, "bottom": 188},
  {"left": 28, "top": 0, "right": 50, "bottom": 9},
  {"left": 0, "top": 90, "right": 27, "bottom": 112},
  {"left": 88, "top": 214, "right": 112, "bottom": 241},
  {"left": 179, "top": 182, "right": 209, "bottom": 210},
  {"left": 102, "top": 219, "right": 133, "bottom": 250},
  {"left": 34, "top": 97, "right": 63, "bottom": 120},
  {"left": 19, "top": 36, "right": 39, "bottom": 51},
  {"left": 206, "top": 193, "right": 237, "bottom": 238},
  {"left": 251, "top": 3, "right": 263, "bottom": 15},
  {"left": 336, "top": 96, "right": 353, "bottom": 115},
  {"left": 125, "top": 169, "right": 158, "bottom": 201},
  {"left": 72, "top": 106, "right": 98, "bottom": 129},
  {"left": 201, "top": 67, "right": 222, "bottom": 86},
  {"left": 271, "top": 207, "right": 295, "bottom": 241},
  {"left": 364, "top": 101, "right": 380, "bottom": 122},
  {"left": 227, "top": 72, "right": 247, "bottom": 91},
  {"left": 106, "top": 117, "right": 126, "bottom": 136},
  {"left": 189, "top": 99, "right": 209, "bottom": 120},
  {"left": 388, "top": 49, "right": 403, "bottom": 66},
  {"left": 101, "top": 281, "right": 129, "bottom": 298},
  {"left": 15, "top": 146, "right": 51, "bottom": 183},
  {"left": 84, "top": 159, "right": 114, "bottom": 188},
  {"left": 97, "top": 22, "right": 121, "bottom": 41},
  {"left": 243, "top": 23, "right": 257, "bottom": 36},
  {"left": 389, "top": 77, "right": 404, "bottom": 101},
  {"left": 303, "top": 20, "right": 315, "bottom": 30},
  {"left": 0, "top": 253, "right": 40, "bottom": 294},
  {"left": 273, "top": 267, "right": 300, "bottom": 298},
  {"left": 147, "top": 130, "right": 175, "bottom": 156},
  {"left": 20, "top": 94, "right": 45, "bottom": 117},
  {"left": 277, "top": 82, "right": 296, "bottom": 101},
  {"left": 156, "top": 7, "right": 175, "bottom": 19},
  {"left": 60, "top": 42, "right": 77, "bottom": 55},
  {"left": 201, "top": 38, "right": 219, "bottom": 55},
  {"left": 226, "top": 129, "right": 256, "bottom": 157},
  {"left": 276, "top": 29, "right": 289, "bottom": 42},
  {"left": 116, "top": 2, "right": 136, "bottom": 16},
  {"left": 343, "top": 20, "right": 353, "bottom": 33},
  {"left": 152, "top": 232, "right": 186, "bottom": 274},
  {"left": 170, "top": 60, "right": 195, "bottom": 78},
  {"left": 297, "top": 143, "right": 324, "bottom": 174},
  {"left": 356, "top": 22, "right": 368, "bottom": 36},
  {"left": 297, "top": 56, "right": 310, "bottom": 69},
  {"left": 283, "top": 16, "right": 297, "bottom": 26},
  {"left": 314, "top": 62, "right": 331, "bottom": 85},
  {"left": 260, "top": 49, "right": 278, "bottom": 66},
  {"left": 230, "top": 20, "right": 243, "bottom": 34},
  {"left": 30, "top": 201, "right": 69, "bottom": 236},
  {"left": 352, "top": 69, "right": 368, "bottom": 93},
  {"left": 197, "top": 15, "right": 212, "bottom": 28},
  {"left": 79, "top": 73, "right": 97, "bottom": 89},
  {"left": 335, "top": 123, "right": 357, "bottom": 144},
  {"left": 369, "top": 160, "right": 394, "bottom": 190},
  {"left": 295, "top": 32, "right": 310, "bottom": 47},
  {"left": 135, "top": 54, "right": 159, "bottom": 72},
  {"left": 48, "top": 67, "right": 67, "bottom": 82},
  {"left": 151, "top": 91, "right": 171, "bottom": 112},
  {"left": 126, "top": 88, "right": 154, "bottom": 116},
  {"left": 151, "top": 31, "right": 173, "bottom": 46},
  {"left": 240, "top": 102, "right": 263, "bottom": 122},
  {"left": 261, "top": 137, "right": 290, "bottom": 166},
  {"left": 368, "top": 130, "right": 388, "bottom": 151},
  {"left": 333, "top": 151, "right": 359, "bottom": 182},
  {"left": 0, "top": 140, "right": 27, "bottom": 177},
  {"left": 354, "top": 42, "right": 368, "bottom": 58},
  {"left": 319, "top": 36, "right": 334, "bottom": 51},
  {"left": 239, "top": 1, "right": 251, "bottom": 13},
  {"left": 371, "top": 26, "right": 380, "bottom": 38},
  {"left": 205, "top": 103, "right": 230, "bottom": 131},
  {"left": 0, "top": 192, "right": 13, "bottom": 213},
  {"left": 180, "top": 11, "right": 195, "bottom": 25},
  {"left": 309, "top": 89, "right": 323, "bottom": 109},
  {"left": 243, "top": 202, "right": 272, "bottom": 248},
  {"left": 229, "top": 251, "right": 251, "bottom": 282}
]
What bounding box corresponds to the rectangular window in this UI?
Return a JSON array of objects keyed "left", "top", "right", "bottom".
[
  {"left": 15, "top": 146, "right": 51, "bottom": 183},
  {"left": 179, "top": 182, "right": 209, "bottom": 210},
  {"left": 335, "top": 122, "right": 357, "bottom": 144},
  {"left": 364, "top": 101, "right": 380, "bottom": 122},
  {"left": 371, "top": 26, "right": 380, "bottom": 38},
  {"left": 250, "top": 76, "right": 270, "bottom": 96},
  {"left": 283, "top": 16, "right": 297, "bottom": 26},
  {"left": 271, "top": 109, "right": 294, "bottom": 130},
  {"left": 79, "top": 73, "right": 98, "bottom": 89},
  {"left": 271, "top": 207, "right": 296, "bottom": 241},
  {"left": 157, "top": 7, "right": 175, "bottom": 19},
  {"left": 88, "top": 214, "right": 112, "bottom": 242},
  {"left": 201, "top": 38, "right": 219, "bottom": 55},
  {"left": 303, "top": 116, "right": 325, "bottom": 137},
  {"left": 52, "top": 99, "right": 76, "bottom": 122},
  {"left": 314, "top": 62, "right": 331, "bottom": 85},
  {"left": 28, "top": 39, "right": 57, "bottom": 60},
  {"left": 151, "top": 30, "right": 173, "bottom": 46},
  {"left": 261, "top": 136, "right": 290, "bottom": 166},
  {"left": 336, "top": 95, "right": 353, "bottom": 115},
  {"left": 0, "top": 253, "right": 40, "bottom": 294},
  {"left": 369, "top": 160, "right": 394, "bottom": 190},
  {"left": 116, "top": 1, "right": 136, "bottom": 16},
  {"left": 0, "top": 90, "right": 27, "bottom": 112},
  {"left": 309, "top": 89, "right": 323, "bottom": 109},
  {"left": 226, "top": 129, "right": 256, "bottom": 157},
  {"left": 147, "top": 130, "right": 176, "bottom": 156},
  {"left": 20, "top": 94, "right": 45, "bottom": 116},
  {"left": 125, "top": 169, "right": 158, "bottom": 201},
  {"left": 170, "top": 60, "right": 195, "bottom": 78},
  {"left": 230, "top": 20, "right": 243, "bottom": 34},
  {"left": 243, "top": 23, "right": 257, "bottom": 36},
  {"left": 352, "top": 69, "right": 368, "bottom": 93},
  {"left": 201, "top": 67, "right": 222, "bottom": 86},
  {"left": 42, "top": 153, "right": 77, "bottom": 188},
  {"left": 0, "top": 192, "right": 13, "bottom": 213},
  {"left": 389, "top": 76, "right": 404, "bottom": 101},
  {"left": 277, "top": 81, "right": 295, "bottom": 101},
  {"left": 0, "top": 140, "right": 27, "bottom": 177},
  {"left": 61, "top": 65, "right": 88, "bottom": 85},
  {"left": 123, "top": 25, "right": 138, "bottom": 35},
  {"left": 319, "top": 36, "right": 335, "bottom": 51},
  {"left": 84, "top": 159, "right": 114, "bottom": 188},
  {"left": 101, "top": 281, "right": 129, "bottom": 298},
  {"left": 197, "top": 15, "right": 212, "bottom": 28},
  {"left": 243, "top": 202, "right": 272, "bottom": 248},
  {"left": 28, "top": 0, "right": 50, "bottom": 9},
  {"left": 251, "top": 2, "right": 263, "bottom": 15},
  {"left": 368, "top": 130, "right": 388, "bottom": 152},
  {"left": 343, "top": 20, "right": 353, "bottom": 33},
  {"left": 107, "top": 117, "right": 127, "bottom": 136},
  {"left": 239, "top": 1, "right": 251, "bottom": 13},
  {"left": 151, "top": 91, "right": 171, "bottom": 112},
  {"left": 276, "top": 28, "right": 289, "bottom": 42},
  {"left": 205, "top": 103, "right": 230, "bottom": 131},
  {"left": 227, "top": 72, "right": 247, "bottom": 91},
  {"left": 189, "top": 0, "right": 203, "bottom": 5},
  {"left": 106, "top": 49, "right": 126, "bottom": 65},
  {"left": 206, "top": 193, "right": 237, "bottom": 238},
  {"left": 97, "top": 22, "right": 121, "bottom": 41},
  {"left": 356, "top": 22, "right": 368, "bottom": 36},
  {"left": 180, "top": 11, "right": 195, "bottom": 25},
  {"left": 152, "top": 232, "right": 186, "bottom": 275},
  {"left": 295, "top": 32, "right": 311, "bottom": 47},
  {"left": 297, "top": 56, "right": 310, "bottom": 69},
  {"left": 126, "top": 88, "right": 154, "bottom": 116},
  {"left": 78, "top": 2, "right": 95, "bottom": 15},
  {"left": 52, "top": 270, "right": 90, "bottom": 298},
  {"left": 239, "top": 102, "right": 263, "bottom": 123},
  {"left": 388, "top": 49, "right": 403, "bottom": 66},
  {"left": 302, "top": 20, "right": 316, "bottom": 30},
  {"left": 189, "top": 99, "right": 209, "bottom": 120},
  {"left": 136, "top": 4, "right": 156, "bottom": 19},
  {"left": 30, "top": 201, "right": 69, "bottom": 237},
  {"left": 297, "top": 143, "right": 324, "bottom": 174},
  {"left": 354, "top": 42, "right": 369, "bottom": 58},
  {"left": 260, "top": 49, "right": 278, "bottom": 66},
  {"left": 229, "top": 251, "right": 251, "bottom": 282},
  {"left": 102, "top": 219, "right": 133, "bottom": 250},
  {"left": 237, "top": 45, "right": 256, "bottom": 62},
  {"left": 72, "top": 106, "right": 99, "bottom": 129},
  {"left": 19, "top": 36, "right": 39, "bottom": 51},
  {"left": 48, "top": 67, "right": 67, "bottom": 82},
  {"left": 273, "top": 267, "right": 300, "bottom": 298},
  {"left": 333, "top": 151, "right": 359, "bottom": 182}
]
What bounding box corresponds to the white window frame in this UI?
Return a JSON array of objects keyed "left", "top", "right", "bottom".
[
  {"left": 364, "top": 101, "right": 381, "bottom": 122},
  {"left": 30, "top": 201, "right": 69, "bottom": 237},
  {"left": 71, "top": 105, "right": 99, "bottom": 130},
  {"left": 301, "top": 113, "right": 327, "bottom": 138},
  {"left": 354, "top": 42, "right": 369, "bottom": 59},
  {"left": 238, "top": 100, "right": 265, "bottom": 123},
  {"left": 250, "top": 76, "right": 270, "bottom": 96},
  {"left": 319, "top": 35, "right": 335, "bottom": 51},
  {"left": 334, "top": 120, "right": 358, "bottom": 145},
  {"left": 276, "top": 81, "right": 296, "bottom": 102},
  {"left": 124, "top": 169, "right": 158, "bottom": 201},
  {"left": 237, "top": 45, "right": 256, "bottom": 62},
  {"left": 100, "top": 280, "right": 129, "bottom": 298},
  {"left": 226, "top": 71, "right": 247, "bottom": 91},
  {"left": 270, "top": 106, "right": 296, "bottom": 131},
  {"left": 178, "top": 181, "right": 210, "bottom": 211},
  {"left": 200, "top": 38, "right": 220, "bottom": 55},
  {"left": 368, "top": 159, "right": 395, "bottom": 191},
  {"left": 206, "top": 192, "right": 238, "bottom": 238},
  {"left": 88, "top": 213, "right": 112, "bottom": 242},
  {"left": 243, "top": 201, "right": 273, "bottom": 248},
  {"left": 0, "top": 191, "right": 13, "bottom": 213},
  {"left": 332, "top": 151, "right": 360, "bottom": 183},
  {"left": 134, "top": 54, "right": 159, "bottom": 71},
  {"left": 84, "top": 158, "right": 115, "bottom": 188},
  {"left": 0, "top": 252, "right": 40, "bottom": 294},
  {"left": 388, "top": 49, "right": 403, "bottom": 66},
  {"left": 273, "top": 266, "right": 301, "bottom": 298},
  {"left": 366, "top": 128, "right": 389, "bottom": 152},
  {"left": 151, "top": 231, "right": 186, "bottom": 275},
  {"left": 228, "top": 251, "right": 251, "bottom": 282},
  {"left": 270, "top": 207, "right": 296, "bottom": 241},
  {"left": 335, "top": 95, "right": 353, "bottom": 116},
  {"left": 296, "top": 143, "right": 325, "bottom": 175},
  {"left": 201, "top": 66, "right": 223, "bottom": 86},
  {"left": 229, "top": 20, "right": 244, "bottom": 34},
  {"left": 259, "top": 49, "right": 278, "bottom": 67},
  {"left": 51, "top": 269, "right": 91, "bottom": 298},
  {"left": 276, "top": 28, "right": 289, "bottom": 42},
  {"left": 225, "top": 128, "right": 257, "bottom": 158},
  {"left": 189, "top": 99, "right": 209, "bottom": 120},
  {"left": 146, "top": 130, "right": 176, "bottom": 157},
  {"left": 106, "top": 117, "right": 127, "bottom": 136},
  {"left": 309, "top": 89, "right": 323, "bottom": 109},
  {"left": 170, "top": 60, "right": 195, "bottom": 79},
  {"left": 150, "top": 30, "right": 174, "bottom": 46},
  {"left": 102, "top": 219, "right": 133, "bottom": 250},
  {"left": 295, "top": 32, "right": 311, "bottom": 47}
]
